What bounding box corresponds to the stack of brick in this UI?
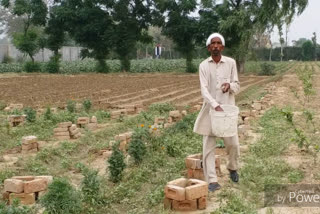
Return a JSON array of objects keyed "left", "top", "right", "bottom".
[
  {"left": 164, "top": 178, "right": 208, "bottom": 211},
  {"left": 54, "top": 122, "right": 72, "bottom": 140},
  {"left": 87, "top": 116, "right": 98, "bottom": 131},
  {"left": 185, "top": 154, "right": 221, "bottom": 180},
  {"left": 21, "top": 136, "right": 39, "bottom": 154},
  {"left": 8, "top": 115, "right": 26, "bottom": 127},
  {"left": 4, "top": 104, "right": 23, "bottom": 112},
  {"left": 68, "top": 124, "right": 81, "bottom": 139},
  {"left": 110, "top": 109, "right": 127, "bottom": 119},
  {"left": 2, "top": 175, "right": 53, "bottom": 205},
  {"left": 77, "top": 117, "right": 90, "bottom": 128}
]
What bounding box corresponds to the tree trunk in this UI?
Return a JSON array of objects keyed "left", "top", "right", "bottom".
[{"left": 236, "top": 60, "right": 245, "bottom": 73}]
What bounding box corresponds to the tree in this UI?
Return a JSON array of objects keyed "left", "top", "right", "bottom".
[
  {"left": 155, "top": 0, "right": 200, "bottom": 73},
  {"left": 1, "top": 0, "right": 47, "bottom": 64},
  {"left": 111, "top": 0, "right": 153, "bottom": 72},
  {"left": 311, "top": 32, "right": 317, "bottom": 61},
  {"left": 293, "top": 38, "right": 308, "bottom": 47},
  {"left": 202, "top": 0, "right": 308, "bottom": 72},
  {"left": 302, "top": 40, "right": 313, "bottom": 61}
]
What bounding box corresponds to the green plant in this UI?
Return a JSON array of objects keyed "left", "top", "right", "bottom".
[
  {"left": 303, "top": 109, "right": 316, "bottom": 132},
  {"left": 288, "top": 170, "right": 304, "bottom": 183},
  {"left": 0, "top": 199, "right": 32, "bottom": 214},
  {"left": 2, "top": 54, "right": 13, "bottom": 64},
  {"left": 80, "top": 166, "right": 102, "bottom": 204},
  {"left": 24, "top": 107, "right": 37, "bottom": 123},
  {"left": 67, "top": 100, "right": 76, "bottom": 113},
  {"left": 0, "top": 101, "right": 6, "bottom": 111},
  {"left": 83, "top": 99, "right": 92, "bottom": 113},
  {"left": 108, "top": 144, "right": 126, "bottom": 183},
  {"left": 128, "top": 127, "right": 149, "bottom": 164},
  {"left": 40, "top": 178, "right": 82, "bottom": 214},
  {"left": 23, "top": 61, "right": 41, "bottom": 73},
  {"left": 281, "top": 107, "right": 293, "bottom": 124},
  {"left": 259, "top": 62, "right": 276, "bottom": 76},
  {"left": 148, "top": 103, "right": 174, "bottom": 114},
  {"left": 44, "top": 107, "right": 53, "bottom": 120},
  {"left": 46, "top": 55, "right": 61, "bottom": 73}
]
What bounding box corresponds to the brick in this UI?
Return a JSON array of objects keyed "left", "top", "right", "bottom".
[
  {"left": 167, "top": 117, "right": 173, "bottom": 123},
  {"left": 192, "top": 169, "right": 205, "bottom": 180},
  {"left": 24, "top": 179, "right": 47, "bottom": 193},
  {"left": 197, "top": 196, "right": 207, "bottom": 210},
  {"left": 155, "top": 117, "right": 165, "bottom": 125},
  {"left": 185, "top": 179, "right": 208, "bottom": 200},
  {"left": 169, "top": 110, "right": 181, "bottom": 118},
  {"left": 69, "top": 128, "right": 80, "bottom": 136},
  {"left": 124, "top": 131, "right": 133, "bottom": 140},
  {"left": 90, "top": 116, "right": 97, "bottom": 123},
  {"left": 185, "top": 154, "right": 202, "bottom": 169},
  {"left": 4, "top": 179, "right": 24, "bottom": 193},
  {"left": 77, "top": 117, "right": 90, "bottom": 125},
  {"left": 58, "top": 122, "right": 72, "bottom": 128},
  {"left": 87, "top": 123, "right": 97, "bottom": 131},
  {"left": 119, "top": 140, "right": 127, "bottom": 152},
  {"left": 187, "top": 168, "right": 194, "bottom": 178},
  {"left": 54, "top": 131, "right": 70, "bottom": 136},
  {"left": 102, "top": 151, "right": 112, "bottom": 159},
  {"left": 240, "top": 111, "right": 250, "bottom": 117},
  {"left": 69, "top": 124, "right": 77, "bottom": 131},
  {"left": 172, "top": 199, "right": 197, "bottom": 211},
  {"left": 244, "top": 117, "right": 250, "bottom": 125},
  {"left": 21, "top": 147, "right": 38, "bottom": 154},
  {"left": 73, "top": 132, "right": 82, "bottom": 139},
  {"left": 163, "top": 197, "right": 172, "bottom": 209},
  {"left": 22, "top": 136, "right": 37, "bottom": 145},
  {"left": 55, "top": 135, "right": 70, "bottom": 140},
  {"left": 35, "top": 176, "right": 53, "bottom": 185},
  {"left": 22, "top": 143, "right": 34, "bottom": 151},
  {"left": 12, "top": 176, "right": 35, "bottom": 181},
  {"left": 165, "top": 178, "right": 188, "bottom": 201},
  {"left": 53, "top": 127, "right": 68, "bottom": 132},
  {"left": 37, "top": 190, "right": 47, "bottom": 199},
  {"left": 115, "top": 134, "right": 127, "bottom": 141},
  {"left": 9, "top": 193, "right": 35, "bottom": 205},
  {"left": 181, "top": 110, "right": 187, "bottom": 117},
  {"left": 2, "top": 191, "right": 10, "bottom": 203},
  {"left": 252, "top": 102, "right": 262, "bottom": 110}
]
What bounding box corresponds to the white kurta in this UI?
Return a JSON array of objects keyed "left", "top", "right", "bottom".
[{"left": 193, "top": 55, "right": 240, "bottom": 136}]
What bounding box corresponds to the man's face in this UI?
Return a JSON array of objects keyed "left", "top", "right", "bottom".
[{"left": 207, "top": 37, "right": 224, "bottom": 56}]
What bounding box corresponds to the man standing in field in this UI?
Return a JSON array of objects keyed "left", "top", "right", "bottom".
[{"left": 193, "top": 33, "right": 240, "bottom": 192}]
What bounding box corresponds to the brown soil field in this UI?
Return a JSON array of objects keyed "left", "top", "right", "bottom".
[{"left": 0, "top": 73, "right": 269, "bottom": 110}]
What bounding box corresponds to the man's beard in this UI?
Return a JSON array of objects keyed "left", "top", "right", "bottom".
[{"left": 212, "top": 49, "right": 220, "bottom": 56}]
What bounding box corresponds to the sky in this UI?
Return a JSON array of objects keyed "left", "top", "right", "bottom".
[{"left": 271, "top": 0, "right": 320, "bottom": 45}]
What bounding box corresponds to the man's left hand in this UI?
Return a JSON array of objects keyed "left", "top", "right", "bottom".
[{"left": 221, "top": 83, "right": 230, "bottom": 93}]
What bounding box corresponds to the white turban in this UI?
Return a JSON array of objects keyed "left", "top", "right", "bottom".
[{"left": 206, "top": 33, "right": 225, "bottom": 46}]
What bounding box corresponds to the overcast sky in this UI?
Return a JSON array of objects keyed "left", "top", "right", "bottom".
[{"left": 271, "top": 0, "right": 320, "bottom": 45}]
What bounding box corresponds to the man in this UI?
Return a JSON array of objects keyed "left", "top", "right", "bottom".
[{"left": 193, "top": 33, "right": 240, "bottom": 192}]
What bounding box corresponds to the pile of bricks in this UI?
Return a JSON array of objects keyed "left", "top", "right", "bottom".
[
  {"left": 2, "top": 176, "right": 53, "bottom": 205},
  {"left": 54, "top": 122, "right": 72, "bottom": 140},
  {"left": 8, "top": 115, "right": 26, "bottom": 127},
  {"left": 185, "top": 154, "right": 221, "bottom": 180},
  {"left": 110, "top": 109, "right": 127, "bottom": 119},
  {"left": 77, "top": 117, "right": 90, "bottom": 128},
  {"left": 164, "top": 178, "right": 208, "bottom": 211},
  {"left": 21, "top": 136, "right": 39, "bottom": 154},
  {"left": 114, "top": 131, "right": 133, "bottom": 152},
  {"left": 69, "top": 124, "right": 81, "bottom": 139},
  {"left": 4, "top": 104, "right": 23, "bottom": 112},
  {"left": 87, "top": 116, "right": 98, "bottom": 131}
]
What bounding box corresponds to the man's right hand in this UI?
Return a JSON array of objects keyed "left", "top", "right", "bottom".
[{"left": 214, "top": 105, "right": 223, "bottom": 111}]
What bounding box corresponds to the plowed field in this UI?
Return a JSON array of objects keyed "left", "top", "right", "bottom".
[{"left": 0, "top": 73, "right": 275, "bottom": 110}]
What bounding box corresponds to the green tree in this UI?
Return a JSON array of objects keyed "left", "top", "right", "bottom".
[
  {"left": 202, "top": 0, "right": 308, "bottom": 72},
  {"left": 293, "top": 38, "right": 308, "bottom": 47},
  {"left": 155, "top": 0, "right": 200, "bottom": 73},
  {"left": 302, "top": 40, "right": 313, "bottom": 61},
  {"left": 311, "top": 32, "right": 317, "bottom": 61},
  {"left": 111, "top": 0, "right": 153, "bottom": 72},
  {"left": 1, "top": 0, "right": 47, "bottom": 63}
]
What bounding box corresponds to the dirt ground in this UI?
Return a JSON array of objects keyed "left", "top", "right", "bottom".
[{"left": 0, "top": 73, "right": 268, "bottom": 110}]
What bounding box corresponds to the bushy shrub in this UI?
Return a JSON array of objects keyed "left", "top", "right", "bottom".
[
  {"left": 67, "top": 100, "right": 76, "bottom": 113},
  {"left": 128, "top": 127, "right": 149, "bottom": 164},
  {"left": 259, "top": 63, "right": 276, "bottom": 76},
  {"left": 148, "top": 103, "right": 174, "bottom": 114},
  {"left": 23, "top": 61, "right": 41, "bottom": 73},
  {"left": 82, "top": 99, "right": 92, "bottom": 113},
  {"left": 80, "top": 166, "right": 102, "bottom": 204},
  {"left": 40, "top": 178, "right": 82, "bottom": 214},
  {"left": 46, "top": 55, "right": 61, "bottom": 73},
  {"left": 108, "top": 144, "right": 126, "bottom": 183},
  {"left": 2, "top": 54, "right": 13, "bottom": 64},
  {"left": 44, "top": 107, "right": 53, "bottom": 120},
  {"left": 23, "top": 107, "right": 36, "bottom": 122}
]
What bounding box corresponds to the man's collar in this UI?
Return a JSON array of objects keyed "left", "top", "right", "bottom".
[{"left": 208, "top": 55, "right": 226, "bottom": 63}]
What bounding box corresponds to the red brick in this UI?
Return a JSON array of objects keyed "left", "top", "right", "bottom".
[
  {"left": 165, "top": 178, "right": 187, "bottom": 201},
  {"left": 185, "top": 179, "right": 208, "bottom": 200},
  {"left": 53, "top": 127, "right": 68, "bottom": 132},
  {"left": 22, "top": 136, "right": 37, "bottom": 145},
  {"left": 35, "top": 176, "right": 53, "bottom": 185},
  {"left": 58, "top": 122, "right": 72, "bottom": 128},
  {"left": 24, "top": 179, "right": 47, "bottom": 193},
  {"left": 12, "top": 176, "right": 35, "bottom": 181},
  {"left": 4, "top": 179, "right": 24, "bottom": 193},
  {"left": 115, "top": 134, "right": 127, "bottom": 141},
  {"left": 54, "top": 131, "right": 70, "bottom": 136},
  {"left": 69, "top": 124, "right": 77, "bottom": 131},
  {"left": 9, "top": 193, "right": 35, "bottom": 205},
  {"left": 69, "top": 128, "right": 80, "bottom": 136},
  {"left": 163, "top": 197, "right": 172, "bottom": 209},
  {"left": 193, "top": 169, "right": 205, "bottom": 180},
  {"left": 185, "top": 154, "right": 202, "bottom": 169},
  {"left": 119, "top": 140, "right": 127, "bottom": 152},
  {"left": 172, "top": 199, "right": 197, "bottom": 211},
  {"left": 198, "top": 196, "right": 207, "bottom": 210},
  {"left": 187, "top": 168, "right": 194, "bottom": 178},
  {"left": 77, "top": 117, "right": 90, "bottom": 124}
]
